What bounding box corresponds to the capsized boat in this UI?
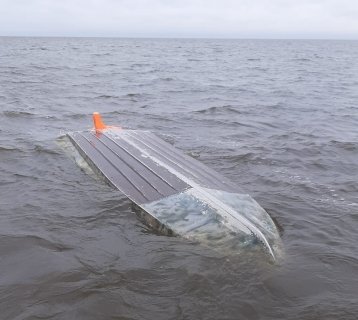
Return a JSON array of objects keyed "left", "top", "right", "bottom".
[{"left": 66, "top": 113, "right": 281, "bottom": 260}]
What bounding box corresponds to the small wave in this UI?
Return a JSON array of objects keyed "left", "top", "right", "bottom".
[
  {"left": 0, "top": 145, "right": 19, "bottom": 152},
  {"left": 91, "top": 52, "right": 111, "bottom": 56},
  {"left": 317, "top": 252, "right": 358, "bottom": 267},
  {"left": 65, "top": 113, "right": 88, "bottom": 119},
  {"left": 212, "top": 152, "right": 256, "bottom": 162},
  {"left": 0, "top": 234, "right": 73, "bottom": 253},
  {"left": 337, "top": 180, "right": 358, "bottom": 193},
  {"left": 9, "top": 80, "right": 44, "bottom": 84},
  {"left": 250, "top": 66, "right": 268, "bottom": 72},
  {"left": 33, "top": 144, "right": 61, "bottom": 155},
  {"left": 330, "top": 140, "right": 358, "bottom": 151},
  {"left": 131, "top": 63, "right": 151, "bottom": 67},
  {"left": 3, "top": 110, "right": 35, "bottom": 118},
  {"left": 105, "top": 110, "right": 137, "bottom": 116},
  {"left": 11, "top": 172, "right": 39, "bottom": 180},
  {"left": 95, "top": 94, "right": 121, "bottom": 99},
  {"left": 97, "top": 93, "right": 146, "bottom": 99},
  {"left": 256, "top": 121, "right": 279, "bottom": 129},
  {"left": 292, "top": 58, "right": 312, "bottom": 62},
  {"left": 193, "top": 105, "right": 242, "bottom": 115},
  {"left": 125, "top": 93, "right": 148, "bottom": 98},
  {"left": 1, "top": 70, "right": 26, "bottom": 76},
  {"left": 28, "top": 64, "right": 48, "bottom": 70}
]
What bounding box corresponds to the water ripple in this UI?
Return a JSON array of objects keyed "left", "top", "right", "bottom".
[{"left": 0, "top": 37, "right": 357, "bottom": 320}]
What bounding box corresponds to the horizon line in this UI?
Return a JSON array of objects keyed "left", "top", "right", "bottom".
[{"left": 1, "top": 35, "right": 358, "bottom": 41}]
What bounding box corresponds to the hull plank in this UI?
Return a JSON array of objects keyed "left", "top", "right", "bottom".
[
  {"left": 126, "top": 131, "right": 240, "bottom": 193},
  {"left": 68, "top": 129, "right": 242, "bottom": 202},
  {"left": 68, "top": 130, "right": 189, "bottom": 204}
]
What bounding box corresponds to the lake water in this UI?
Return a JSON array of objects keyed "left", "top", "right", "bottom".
[{"left": 0, "top": 37, "right": 357, "bottom": 319}]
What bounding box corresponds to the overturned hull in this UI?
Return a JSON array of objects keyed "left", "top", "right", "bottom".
[{"left": 67, "top": 126, "right": 281, "bottom": 260}]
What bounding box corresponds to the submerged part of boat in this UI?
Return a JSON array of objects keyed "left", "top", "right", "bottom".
[{"left": 66, "top": 113, "right": 281, "bottom": 260}]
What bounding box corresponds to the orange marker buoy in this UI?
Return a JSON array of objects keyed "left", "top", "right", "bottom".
[
  {"left": 92, "top": 112, "right": 121, "bottom": 132},
  {"left": 93, "top": 112, "right": 108, "bottom": 130}
]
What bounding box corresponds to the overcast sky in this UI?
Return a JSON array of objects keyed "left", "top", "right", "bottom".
[{"left": 1, "top": 0, "right": 357, "bottom": 39}]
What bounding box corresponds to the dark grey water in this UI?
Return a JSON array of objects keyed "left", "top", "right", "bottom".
[{"left": 0, "top": 37, "right": 358, "bottom": 319}]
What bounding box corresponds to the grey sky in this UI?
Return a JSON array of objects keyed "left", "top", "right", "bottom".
[{"left": 1, "top": 0, "right": 358, "bottom": 39}]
